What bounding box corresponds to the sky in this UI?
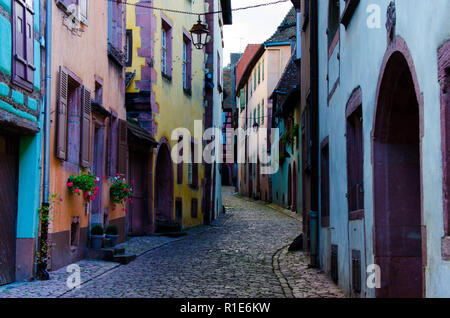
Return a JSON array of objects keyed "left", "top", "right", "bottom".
[{"left": 223, "top": 0, "right": 293, "bottom": 66}]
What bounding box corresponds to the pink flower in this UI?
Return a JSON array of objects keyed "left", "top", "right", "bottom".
[
  {"left": 102, "top": 175, "right": 105, "bottom": 179},
  {"left": 123, "top": 188, "right": 126, "bottom": 192},
  {"left": 94, "top": 191, "right": 98, "bottom": 195},
  {"left": 84, "top": 193, "right": 89, "bottom": 198},
  {"left": 116, "top": 173, "right": 120, "bottom": 177},
  {"left": 74, "top": 188, "right": 80, "bottom": 194},
  {"left": 90, "top": 196, "right": 95, "bottom": 201},
  {"left": 67, "top": 182, "right": 73, "bottom": 187},
  {"left": 95, "top": 186, "right": 99, "bottom": 191},
  {"left": 125, "top": 208, "right": 128, "bottom": 213},
  {"left": 130, "top": 200, "right": 133, "bottom": 204},
  {"left": 127, "top": 189, "right": 130, "bottom": 193},
  {"left": 131, "top": 179, "right": 135, "bottom": 183}
]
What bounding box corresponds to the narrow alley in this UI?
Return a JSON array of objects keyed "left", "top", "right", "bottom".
[{"left": 0, "top": 188, "right": 343, "bottom": 298}]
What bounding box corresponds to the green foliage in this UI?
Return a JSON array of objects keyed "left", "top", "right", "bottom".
[
  {"left": 91, "top": 225, "right": 104, "bottom": 236},
  {"left": 67, "top": 170, "right": 96, "bottom": 195},
  {"left": 110, "top": 175, "right": 133, "bottom": 207},
  {"left": 105, "top": 224, "right": 118, "bottom": 236},
  {"left": 36, "top": 193, "right": 62, "bottom": 265}
]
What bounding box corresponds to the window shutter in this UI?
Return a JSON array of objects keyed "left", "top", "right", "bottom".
[
  {"left": 25, "top": 8, "right": 34, "bottom": 83},
  {"left": 56, "top": 67, "right": 68, "bottom": 160},
  {"left": 108, "top": 113, "right": 118, "bottom": 176},
  {"left": 80, "top": 86, "right": 91, "bottom": 168},
  {"left": 117, "top": 119, "right": 128, "bottom": 177}
]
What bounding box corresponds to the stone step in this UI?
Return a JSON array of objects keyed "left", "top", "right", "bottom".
[
  {"left": 114, "top": 247, "right": 125, "bottom": 255},
  {"left": 111, "top": 254, "right": 137, "bottom": 265}
]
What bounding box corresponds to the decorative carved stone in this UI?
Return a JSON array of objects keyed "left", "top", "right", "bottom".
[{"left": 386, "top": 1, "right": 396, "bottom": 43}]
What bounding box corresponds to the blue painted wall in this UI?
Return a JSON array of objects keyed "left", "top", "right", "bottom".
[{"left": 317, "top": 0, "right": 450, "bottom": 297}]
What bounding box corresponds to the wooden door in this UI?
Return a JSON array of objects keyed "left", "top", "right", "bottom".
[
  {"left": 0, "top": 134, "right": 19, "bottom": 285},
  {"left": 128, "top": 150, "right": 147, "bottom": 235}
]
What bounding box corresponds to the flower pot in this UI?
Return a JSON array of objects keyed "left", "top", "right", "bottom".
[
  {"left": 91, "top": 235, "right": 104, "bottom": 249},
  {"left": 105, "top": 234, "right": 119, "bottom": 247}
]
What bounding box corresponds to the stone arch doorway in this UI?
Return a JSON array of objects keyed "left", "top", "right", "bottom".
[
  {"left": 154, "top": 139, "right": 173, "bottom": 223},
  {"left": 372, "top": 38, "right": 424, "bottom": 298}
]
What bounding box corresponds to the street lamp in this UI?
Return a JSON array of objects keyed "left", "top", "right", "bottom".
[{"left": 190, "top": 15, "right": 209, "bottom": 49}]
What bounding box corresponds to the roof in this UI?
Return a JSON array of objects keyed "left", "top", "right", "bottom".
[
  {"left": 127, "top": 118, "right": 158, "bottom": 146},
  {"left": 235, "top": 6, "right": 296, "bottom": 93},
  {"left": 235, "top": 44, "right": 263, "bottom": 92},
  {"left": 264, "top": 7, "right": 297, "bottom": 46}
]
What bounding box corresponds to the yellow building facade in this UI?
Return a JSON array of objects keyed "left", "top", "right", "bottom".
[{"left": 126, "top": 0, "right": 206, "bottom": 229}]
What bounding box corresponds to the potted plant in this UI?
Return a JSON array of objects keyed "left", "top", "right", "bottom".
[
  {"left": 90, "top": 225, "right": 104, "bottom": 249},
  {"left": 105, "top": 224, "right": 119, "bottom": 246}
]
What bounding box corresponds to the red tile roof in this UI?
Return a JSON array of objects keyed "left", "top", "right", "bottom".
[{"left": 235, "top": 44, "right": 262, "bottom": 92}]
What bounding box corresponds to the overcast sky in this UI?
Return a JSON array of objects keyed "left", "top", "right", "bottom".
[{"left": 223, "top": 0, "right": 293, "bottom": 66}]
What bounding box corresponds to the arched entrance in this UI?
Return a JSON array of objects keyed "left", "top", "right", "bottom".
[
  {"left": 155, "top": 139, "right": 173, "bottom": 223},
  {"left": 373, "top": 38, "right": 424, "bottom": 298}
]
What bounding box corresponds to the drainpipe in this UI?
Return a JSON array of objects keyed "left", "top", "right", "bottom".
[
  {"left": 309, "top": 0, "right": 320, "bottom": 268},
  {"left": 37, "top": 0, "right": 52, "bottom": 280}
]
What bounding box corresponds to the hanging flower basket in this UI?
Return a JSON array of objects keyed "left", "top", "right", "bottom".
[
  {"left": 110, "top": 174, "right": 134, "bottom": 212},
  {"left": 67, "top": 170, "right": 98, "bottom": 201}
]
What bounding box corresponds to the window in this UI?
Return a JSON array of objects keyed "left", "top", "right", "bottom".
[
  {"left": 346, "top": 90, "right": 364, "bottom": 219},
  {"left": 250, "top": 78, "right": 252, "bottom": 96},
  {"left": 239, "top": 89, "right": 245, "bottom": 109},
  {"left": 439, "top": 40, "right": 450, "bottom": 242},
  {"left": 321, "top": 139, "right": 330, "bottom": 227},
  {"left": 125, "top": 30, "right": 132, "bottom": 67},
  {"left": 12, "top": 0, "right": 35, "bottom": 91},
  {"left": 217, "top": 52, "right": 221, "bottom": 90},
  {"left": 56, "top": 0, "right": 88, "bottom": 24},
  {"left": 107, "top": 112, "right": 118, "bottom": 177},
  {"left": 177, "top": 136, "right": 183, "bottom": 184},
  {"left": 258, "top": 63, "right": 261, "bottom": 84},
  {"left": 328, "top": 0, "right": 340, "bottom": 48},
  {"left": 253, "top": 109, "right": 256, "bottom": 126},
  {"left": 107, "top": 0, "right": 124, "bottom": 64},
  {"left": 262, "top": 58, "right": 265, "bottom": 81},
  {"left": 188, "top": 142, "right": 198, "bottom": 188},
  {"left": 261, "top": 99, "right": 265, "bottom": 124},
  {"left": 183, "top": 36, "right": 192, "bottom": 92},
  {"left": 94, "top": 78, "right": 103, "bottom": 106},
  {"left": 254, "top": 69, "right": 257, "bottom": 90},
  {"left": 162, "top": 29, "right": 167, "bottom": 74},
  {"left": 56, "top": 66, "right": 91, "bottom": 169},
  {"left": 257, "top": 104, "right": 260, "bottom": 125},
  {"left": 161, "top": 18, "right": 172, "bottom": 79}
]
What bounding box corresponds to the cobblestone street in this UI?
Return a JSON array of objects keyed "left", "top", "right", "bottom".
[{"left": 1, "top": 187, "right": 344, "bottom": 298}]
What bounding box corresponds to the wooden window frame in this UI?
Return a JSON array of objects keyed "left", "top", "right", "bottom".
[
  {"left": 346, "top": 87, "right": 364, "bottom": 220},
  {"left": 12, "top": 0, "right": 35, "bottom": 92},
  {"left": 125, "top": 30, "right": 133, "bottom": 67},
  {"left": 161, "top": 14, "right": 173, "bottom": 80}
]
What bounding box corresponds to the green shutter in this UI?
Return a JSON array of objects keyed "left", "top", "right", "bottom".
[{"left": 240, "top": 89, "right": 245, "bottom": 108}]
